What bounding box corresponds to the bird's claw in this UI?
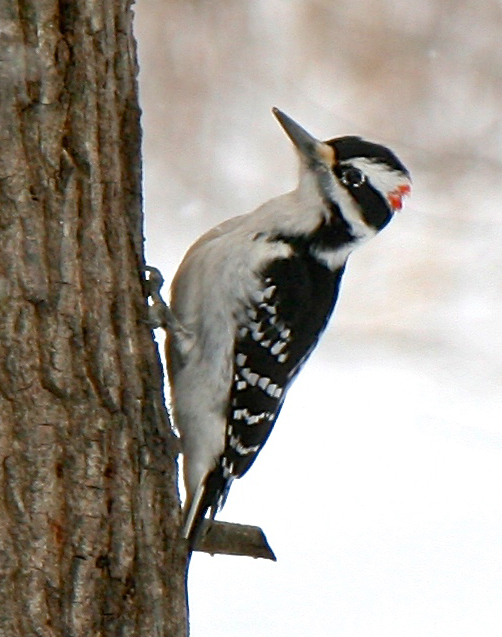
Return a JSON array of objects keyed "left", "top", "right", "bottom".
[
  {"left": 143, "top": 265, "right": 193, "bottom": 347},
  {"left": 143, "top": 265, "right": 170, "bottom": 330},
  {"left": 143, "top": 265, "right": 165, "bottom": 299}
]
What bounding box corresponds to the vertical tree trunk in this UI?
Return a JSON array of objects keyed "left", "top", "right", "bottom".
[{"left": 0, "top": 1, "right": 187, "bottom": 635}]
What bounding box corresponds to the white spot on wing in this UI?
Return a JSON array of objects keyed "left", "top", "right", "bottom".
[
  {"left": 271, "top": 340, "right": 287, "bottom": 355},
  {"left": 233, "top": 408, "right": 250, "bottom": 420},
  {"left": 236, "top": 353, "right": 247, "bottom": 367},
  {"left": 263, "top": 285, "right": 276, "bottom": 299},
  {"left": 266, "top": 382, "right": 279, "bottom": 397},
  {"left": 229, "top": 436, "right": 260, "bottom": 455},
  {"left": 258, "top": 377, "right": 270, "bottom": 390},
  {"left": 241, "top": 367, "right": 260, "bottom": 386}
]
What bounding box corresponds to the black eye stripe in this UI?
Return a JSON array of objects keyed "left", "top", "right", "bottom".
[{"left": 331, "top": 163, "right": 393, "bottom": 230}]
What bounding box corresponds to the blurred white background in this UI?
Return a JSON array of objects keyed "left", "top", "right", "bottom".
[{"left": 135, "top": 1, "right": 502, "bottom": 635}]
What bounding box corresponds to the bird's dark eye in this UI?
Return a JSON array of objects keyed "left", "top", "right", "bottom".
[{"left": 340, "top": 167, "right": 366, "bottom": 188}]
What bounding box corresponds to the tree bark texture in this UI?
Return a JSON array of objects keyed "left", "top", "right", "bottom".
[{"left": 0, "top": 1, "right": 187, "bottom": 636}]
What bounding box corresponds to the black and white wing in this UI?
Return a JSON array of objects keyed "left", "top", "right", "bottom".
[{"left": 212, "top": 252, "right": 345, "bottom": 511}]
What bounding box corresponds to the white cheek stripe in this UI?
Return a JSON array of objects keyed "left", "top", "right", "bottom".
[{"left": 324, "top": 173, "right": 373, "bottom": 242}]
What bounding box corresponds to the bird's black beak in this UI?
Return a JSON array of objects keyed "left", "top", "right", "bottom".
[{"left": 272, "top": 107, "right": 336, "bottom": 167}]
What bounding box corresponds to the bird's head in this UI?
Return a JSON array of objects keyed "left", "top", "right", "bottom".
[{"left": 272, "top": 108, "right": 411, "bottom": 235}]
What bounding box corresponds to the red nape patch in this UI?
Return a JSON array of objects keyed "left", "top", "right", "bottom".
[{"left": 388, "top": 183, "right": 411, "bottom": 211}]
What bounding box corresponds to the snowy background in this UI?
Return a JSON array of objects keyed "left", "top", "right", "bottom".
[{"left": 135, "top": 1, "right": 502, "bottom": 635}]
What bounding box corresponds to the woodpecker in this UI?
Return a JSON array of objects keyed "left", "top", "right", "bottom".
[{"left": 148, "top": 108, "right": 411, "bottom": 546}]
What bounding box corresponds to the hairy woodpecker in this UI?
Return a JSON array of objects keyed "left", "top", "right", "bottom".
[{"left": 150, "top": 108, "right": 411, "bottom": 546}]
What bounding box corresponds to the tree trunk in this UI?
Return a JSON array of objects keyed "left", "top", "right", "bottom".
[{"left": 0, "top": 1, "right": 187, "bottom": 635}]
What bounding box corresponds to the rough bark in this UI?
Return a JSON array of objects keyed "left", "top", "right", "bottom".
[{"left": 0, "top": 1, "right": 187, "bottom": 636}]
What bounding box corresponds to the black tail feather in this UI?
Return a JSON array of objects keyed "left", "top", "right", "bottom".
[{"left": 184, "top": 467, "right": 230, "bottom": 549}]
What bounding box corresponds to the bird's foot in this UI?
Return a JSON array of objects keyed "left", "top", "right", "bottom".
[
  {"left": 143, "top": 266, "right": 194, "bottom": 351},
  {"left": 143, "top": 265, "right": 171, "bottom": 330}
]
